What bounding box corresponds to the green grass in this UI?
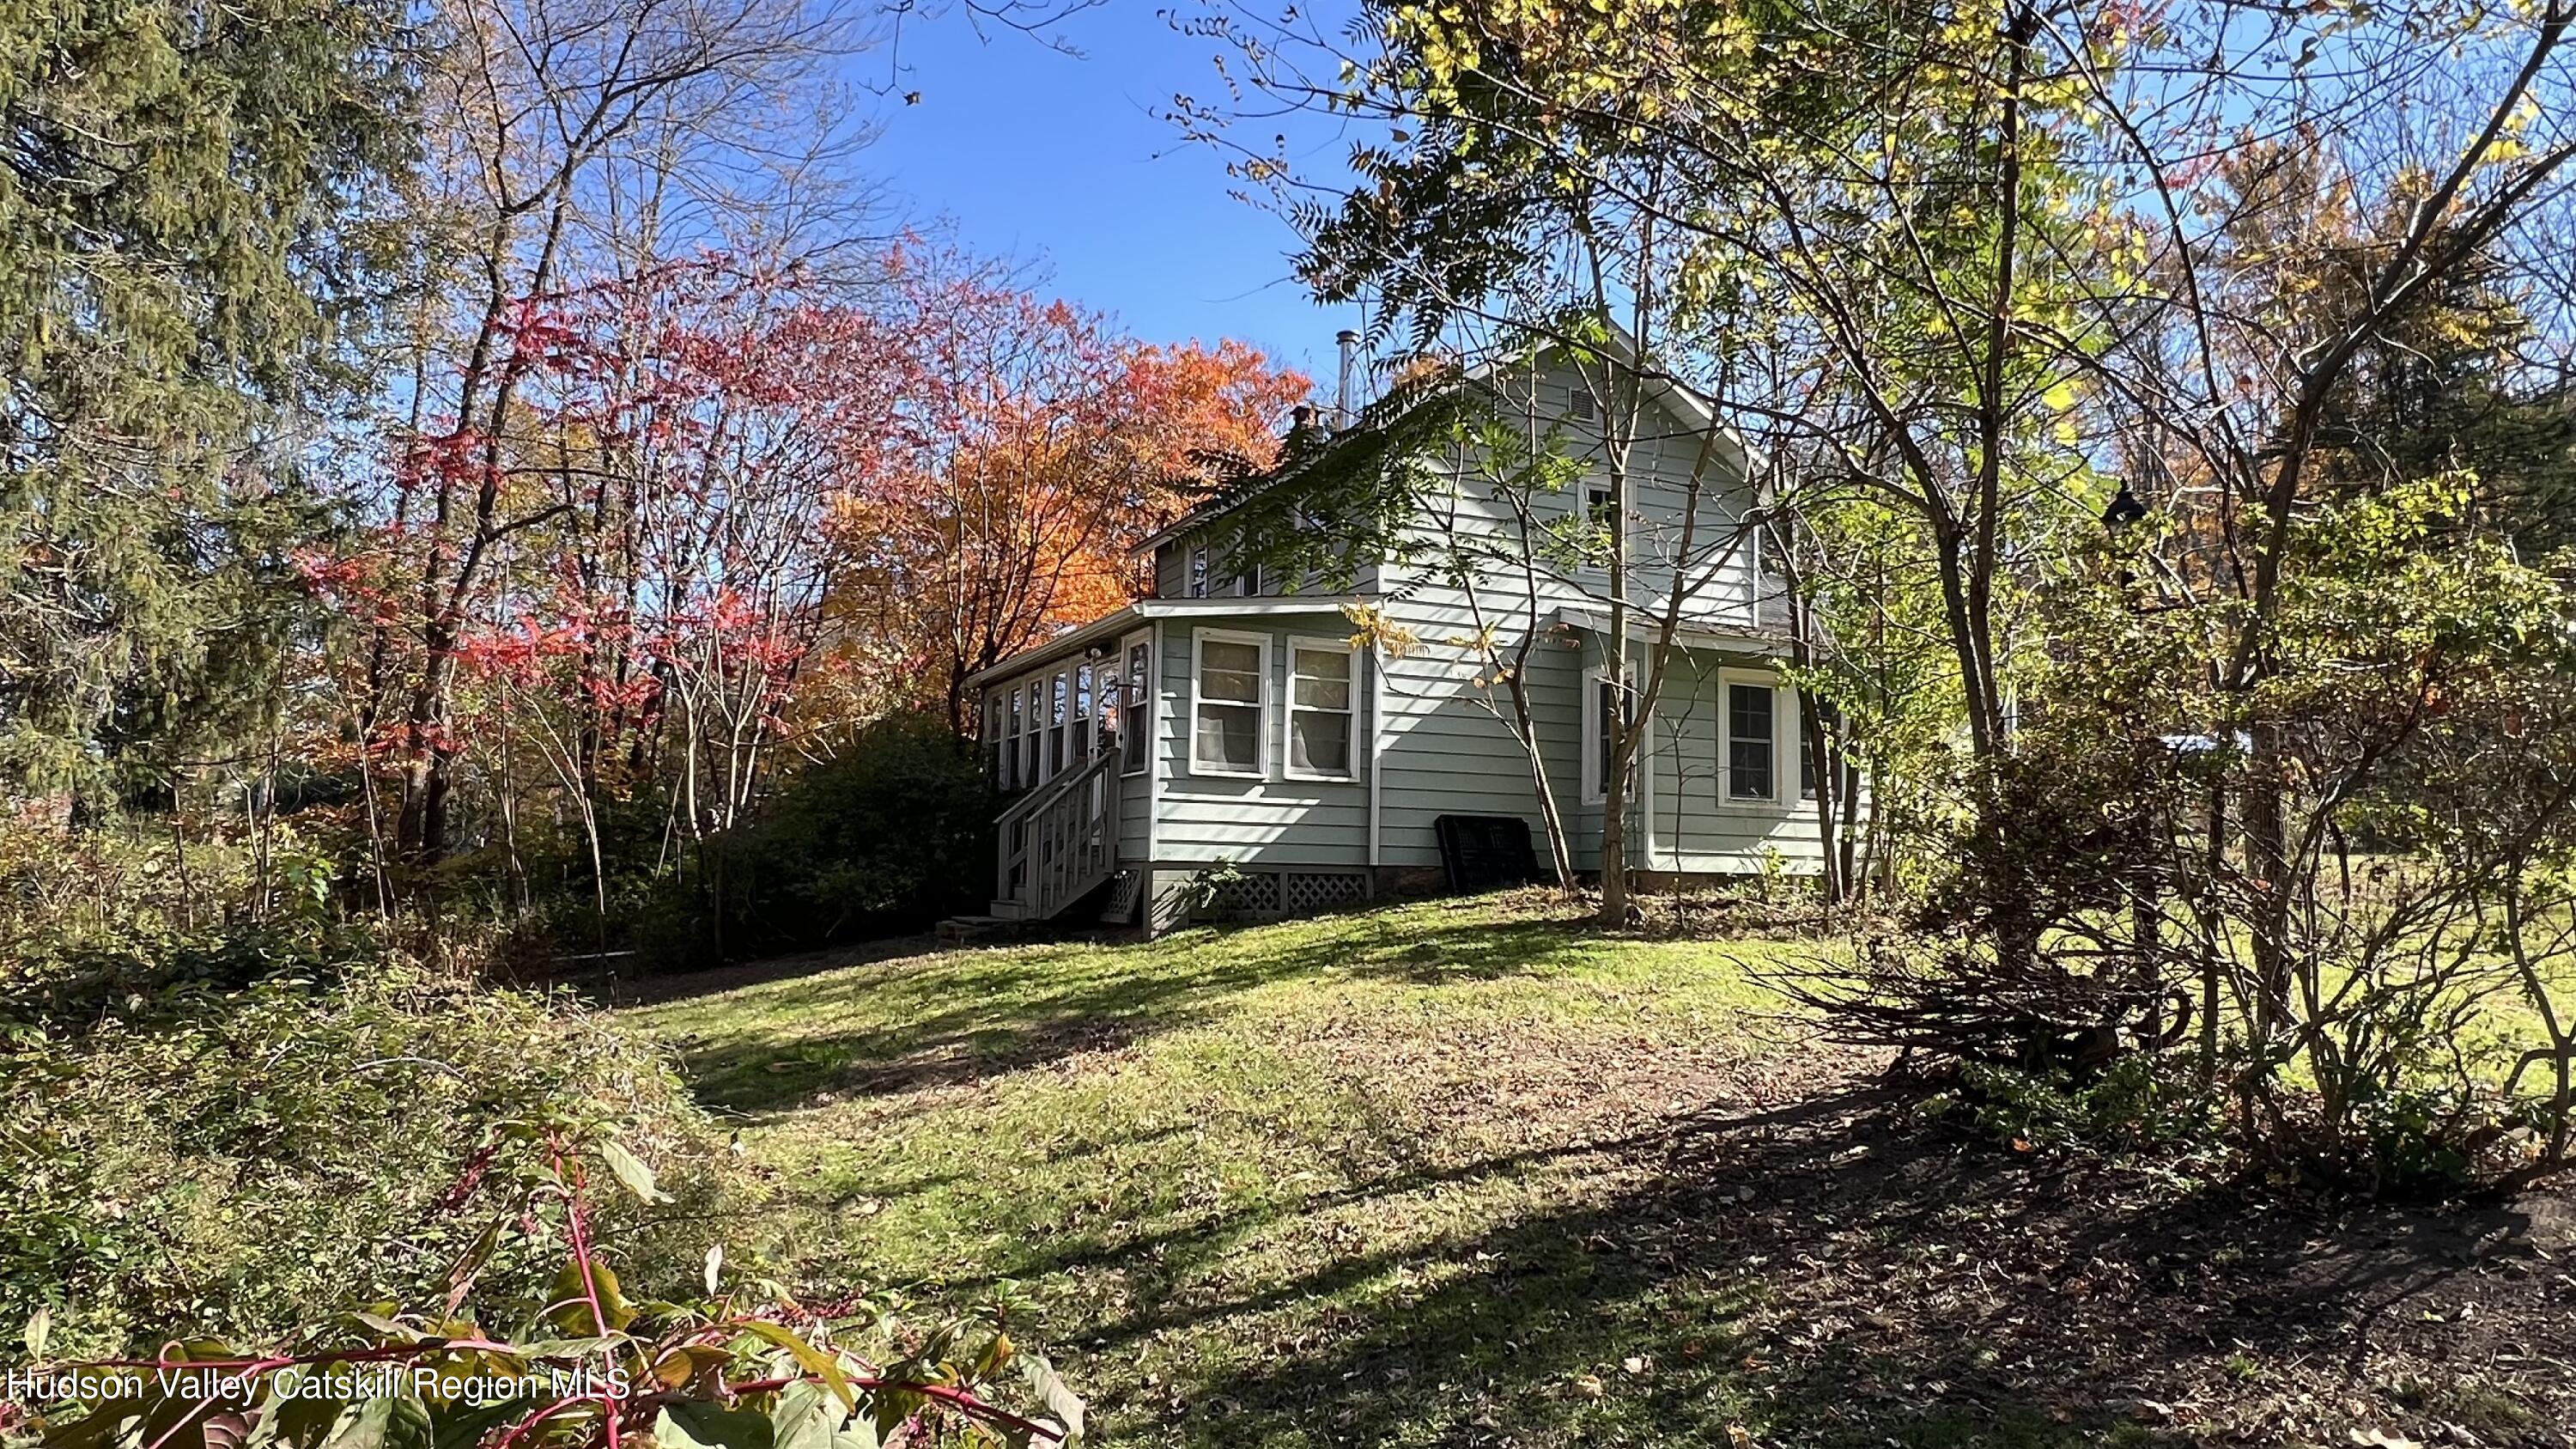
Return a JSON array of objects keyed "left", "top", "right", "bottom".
[
  {"left": 625, "top": 894, "right": 1872, "bottom": 1446},
  {"left": 617, "top": 892, "right": 2532, "bottom": 1447}
]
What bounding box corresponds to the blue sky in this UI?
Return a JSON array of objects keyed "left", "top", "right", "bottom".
[{"left": 858, "top": 3, "right": 1366, "bottom": 387}]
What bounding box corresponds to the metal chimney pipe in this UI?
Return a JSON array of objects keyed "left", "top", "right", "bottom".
[{"left": 1334, "top": 329, "right": 1360, "bottom": 428}]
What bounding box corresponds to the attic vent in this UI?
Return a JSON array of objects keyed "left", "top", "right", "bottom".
[{"left": 1569, "top": 390, "right": 1597, "bottom": 422}]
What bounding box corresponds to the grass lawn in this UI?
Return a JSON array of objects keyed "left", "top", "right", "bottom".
[{"left": 617, "top": 892, "right": 2576, "bottom": 1449}]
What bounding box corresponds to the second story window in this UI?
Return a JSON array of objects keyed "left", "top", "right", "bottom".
[
  {"left": 1582, "top": 484, "right": 1616, "bottom": 573},
  {"left": 1188, "top": 545, "right": 1211, "bottom": 598},
  {"left": 1236, "top": 561, "right": 1261, "bottom": 597}
]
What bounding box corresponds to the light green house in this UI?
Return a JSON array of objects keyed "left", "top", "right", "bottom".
[{"left": 963, "top": 348, "right": 1833, "bottom": 932}]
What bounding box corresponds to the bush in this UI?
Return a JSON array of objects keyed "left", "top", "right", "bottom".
[
  {"left": 1947, "top": 1056, "right": 2221, "bottom": 1158},
  {"left": 7, "top": 1124, "right": 1084, "bottom": 1449},
  {"left": 0, "top": 947, "right": 732, "bottom": 1359},
  {"left": 1, "top": 941, "right": 1085, "bottom": 1449},
  {"left": 641, "top": 715, "right": 993, "bottom": 968}
]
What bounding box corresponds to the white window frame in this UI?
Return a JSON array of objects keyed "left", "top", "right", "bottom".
[
  {"left": 1578, "top": 479, "right": 1615, "bottom": 578},
  {"left": 1072, "top": 661, "right": 1096, "bottom": 763},
  {"left": 1019, "top": 680, "right": 1040, "bottom": 786},
  {"left": 1719, "top": 669, "right": 1785, "bottom": 807},
  {"left": 1188, "top": 627, "right": 1271, "bottom": 778},
  {"left": 1581, "top": 665, "right": 1637, "bottom": 805},
  {"left": 1188, "top": 545, "right": 1212, "bottom": 598},
  {"left": 1001, "top": 688, "right": 1021, "bottom": 790},
  {"left": 1120, "top": 634, "right": 1152, "bottom": 776},
  {"left": 1046, "top": 670, "right": 1069, "bottom": 780},
  {"left": 1283, "top": 635, "right": 1358, "bottom": 782}
]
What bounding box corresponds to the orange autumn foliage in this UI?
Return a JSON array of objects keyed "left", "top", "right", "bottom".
[{"left": 824, "top": 258, "right": 1308, "bottom": 726}]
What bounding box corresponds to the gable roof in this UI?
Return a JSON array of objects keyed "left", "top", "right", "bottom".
[{"left": 1129, "top": 328, "right": 1749, "bottom": 558}]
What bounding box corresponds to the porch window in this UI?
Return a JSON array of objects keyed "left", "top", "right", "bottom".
[
  {"left": 1728, "top": 681, "right": 1776, "bottom": 801},
  {"left": 1022, "top": 680, "right": 1042, "bottom": 784},
  {"left": 1191, "top": 630, "right": 1267, "bottom": 776},
  {"left": 1005, "top": 687, "right": 1024, "bottom": 790},
  {"left": 1286, "top": 638, "right": 1354, "bottom": 779},
  {"left": 1121, "top": 640, "right": 1151, "bottom": 774},
  {"left": 1099, "top": 668, "right": 1121, "bottom": 757},
  {"left": 1072, "top": 663, "right": 1095, "bottom": 761},
  {"left": 985, "top": 697, "right": 1004, "bottom": 786},
  {"left": 1048, "top": 672, "right": 1068, "bottom": 776}
]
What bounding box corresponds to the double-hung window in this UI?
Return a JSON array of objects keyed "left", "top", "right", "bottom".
[
  {"left": 985, "top": 697, "right": 1005, "bottom": 786},
  {"left": 1286, "top": 638, "right": 1355, "bottom": 779},
  {"left": 1191, "top": 630, "right": 1267, "bottom": 776},
  {"left": 1121, "top": 639, "right": 1151, "bottom": 773},
  {"left": 1727, "top": 680, "right": 1777, "bottom": 801},
  {"left": 1188, "top": 545, "right": 1211, "bottom": 598}
]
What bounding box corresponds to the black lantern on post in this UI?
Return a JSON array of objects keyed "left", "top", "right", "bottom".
[{"left": 2101, "top": 479, "right": 2148, "bottom": 529}]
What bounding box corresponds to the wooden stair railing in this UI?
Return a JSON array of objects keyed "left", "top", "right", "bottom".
[{"left": 991, "top": 748, "right": 1121, "bottom": 921}]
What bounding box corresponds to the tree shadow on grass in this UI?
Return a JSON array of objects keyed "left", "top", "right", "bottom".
[
  {"left": 639, "top": 898, "right": 2573, "bottom": 1444},
  {"left": 1070, "top": 1087, "right": 2574, "bottom": 1448},
  {"left": 654, "top": 906, "right": 1630, "bottom": 1118}
]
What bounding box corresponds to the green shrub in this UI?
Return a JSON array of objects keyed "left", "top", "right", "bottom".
[
  {"left": 642, "top": 715, "right": 993, "bottom": 968},
  {"left": 0, "top": 954, "right": 732, "bottom": 1359},
  {"left": 1952, "top": 1055, "right": 2221, "bottom": 1157},
  {"left": 6, "top": 1127, "right": 1084, "bottom": 1449}
]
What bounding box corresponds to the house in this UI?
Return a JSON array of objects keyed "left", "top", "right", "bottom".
[{"left": 962, "top": 342, "right": 1833, "bottom": 933}]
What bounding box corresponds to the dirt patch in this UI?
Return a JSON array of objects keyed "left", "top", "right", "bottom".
[
  {"left": 1644, "top": 1075, "right": 2576, "bottom": 1445},
  {"left": 1240, "top": 1020, "right": 2575, "bottom": 1445}
]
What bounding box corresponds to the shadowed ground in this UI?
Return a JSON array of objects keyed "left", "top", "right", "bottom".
[{"left": 618, "top": 892, "right": 2576, "bottom": 1447}]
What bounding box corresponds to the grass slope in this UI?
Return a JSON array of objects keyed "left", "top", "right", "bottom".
[{"left": 620, "top": 893, "right": 2575, "bottom": 1449}]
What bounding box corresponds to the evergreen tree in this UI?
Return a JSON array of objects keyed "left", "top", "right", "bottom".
[
  {"left": 2319, "top": 242, "right": 2576, "bottom": 557},
  {"left": 0, "top": 0, "right": 417, "bottom": 796}
]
